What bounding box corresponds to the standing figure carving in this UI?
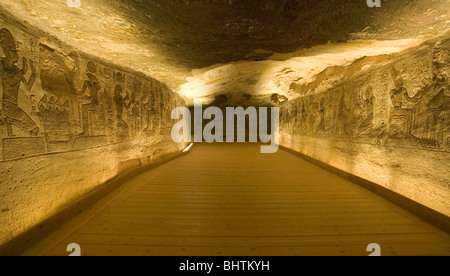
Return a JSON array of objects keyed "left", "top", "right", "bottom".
[
  {"left": 78, "top": 61, "right": 101, "bottom": 136},
  {"left": 357, "top": 86, "right": 375, "bottom": 137}
]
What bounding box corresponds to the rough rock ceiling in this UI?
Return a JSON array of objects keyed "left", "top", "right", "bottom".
[
  {"left": 122, "top": 0, "right": 449, "bottom": 66},
  {"left": 180, "top": 39, "right": 425, "bottom": 106},
  {"left": 1, "top": 0, "right": 449, "bottom": 102}
]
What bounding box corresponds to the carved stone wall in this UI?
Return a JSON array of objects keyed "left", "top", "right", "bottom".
[
  {"left": 0, "top": 18, "right": 187, "bottom": 245},
  {"left": 280, "top": 34, "right": 450, "bottom": 216}
]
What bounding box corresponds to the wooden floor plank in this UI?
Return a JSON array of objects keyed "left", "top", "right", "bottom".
[
  {"left": 24, "top": 143, "right": 450, "bottom": 256},
  {"left": 56, "top": 233, "right": 450, "bottom": 247}
]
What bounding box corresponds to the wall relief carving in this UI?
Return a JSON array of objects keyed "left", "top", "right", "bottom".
[
  {"left": 0, "top": 23, "right": 186, "bottom": 161},
  {"left": 280, "top": 43, "right": 450, "bottom": 153}
]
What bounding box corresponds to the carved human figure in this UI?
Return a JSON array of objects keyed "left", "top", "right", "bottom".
[
  {"left": 113, "top": 85, "right": 128, "bottom": 133},
  {"left": 389, "top": 76, "right": 422, "bottom": 138},
  {"left": 428, "top": 81, "right": 450, "bottom": 111},
  {"left": 423, "top": 79, "right": 450, "bottom": 149},
  {"left": 141, "top": 83, "right": 153, "bottom": 132},
  {"left": 292, "top": 100, "right": 302, "bottom": 135},
  {"left": 315, "top": 97, "right": 327, "bottom": 136},
  {"left": 336, "top": 92, "right": 350, "bottom": 136},
  {"left": 130, "top": 92, "right": 141, "bottom": 134},
  {"left": 151, "top": 84, "right": 162, "bottom": 133},
  {"left": 307, "top": 100, "right": 318, "bottom": 136},
  {"left": 133, "top": 79, "right": 143, "bottom": 133},
  {"left": 284, "top": 102, "right": 294, "bottom": 133},
  {"left": 390, "top": 77, "right": 421, "bottom": 110},
  {"left": 357, "top": 86, "right": 375, "bottom": 136},
  {"left": 78, "top": 61, "right": 101, "bottom": 136},
  {"left": 0, "top": 28, "right": 39, "bottom": 136},
  {"left": 159, "top": 88, "right": 167, "bottom": 129}
]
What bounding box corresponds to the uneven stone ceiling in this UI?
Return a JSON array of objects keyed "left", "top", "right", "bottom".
[{"left": 1, "top": 0, "right": 449, "bottom": 104}]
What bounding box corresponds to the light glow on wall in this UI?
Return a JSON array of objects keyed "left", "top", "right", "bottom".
[{"left": 183, "top": 143, "right": 194, "bottom": 152}]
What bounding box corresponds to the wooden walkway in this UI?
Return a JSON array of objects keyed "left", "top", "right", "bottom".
[{"left": 25, "top": 143, "right": 450, "bottom": 256}]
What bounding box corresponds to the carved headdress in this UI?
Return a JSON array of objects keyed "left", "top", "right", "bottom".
[
  {"left": 390, "top": 67, "right": 408, "bottom": 88},
  {"left": 0, "top": 28, "right": 16, "bottom": 56}
]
